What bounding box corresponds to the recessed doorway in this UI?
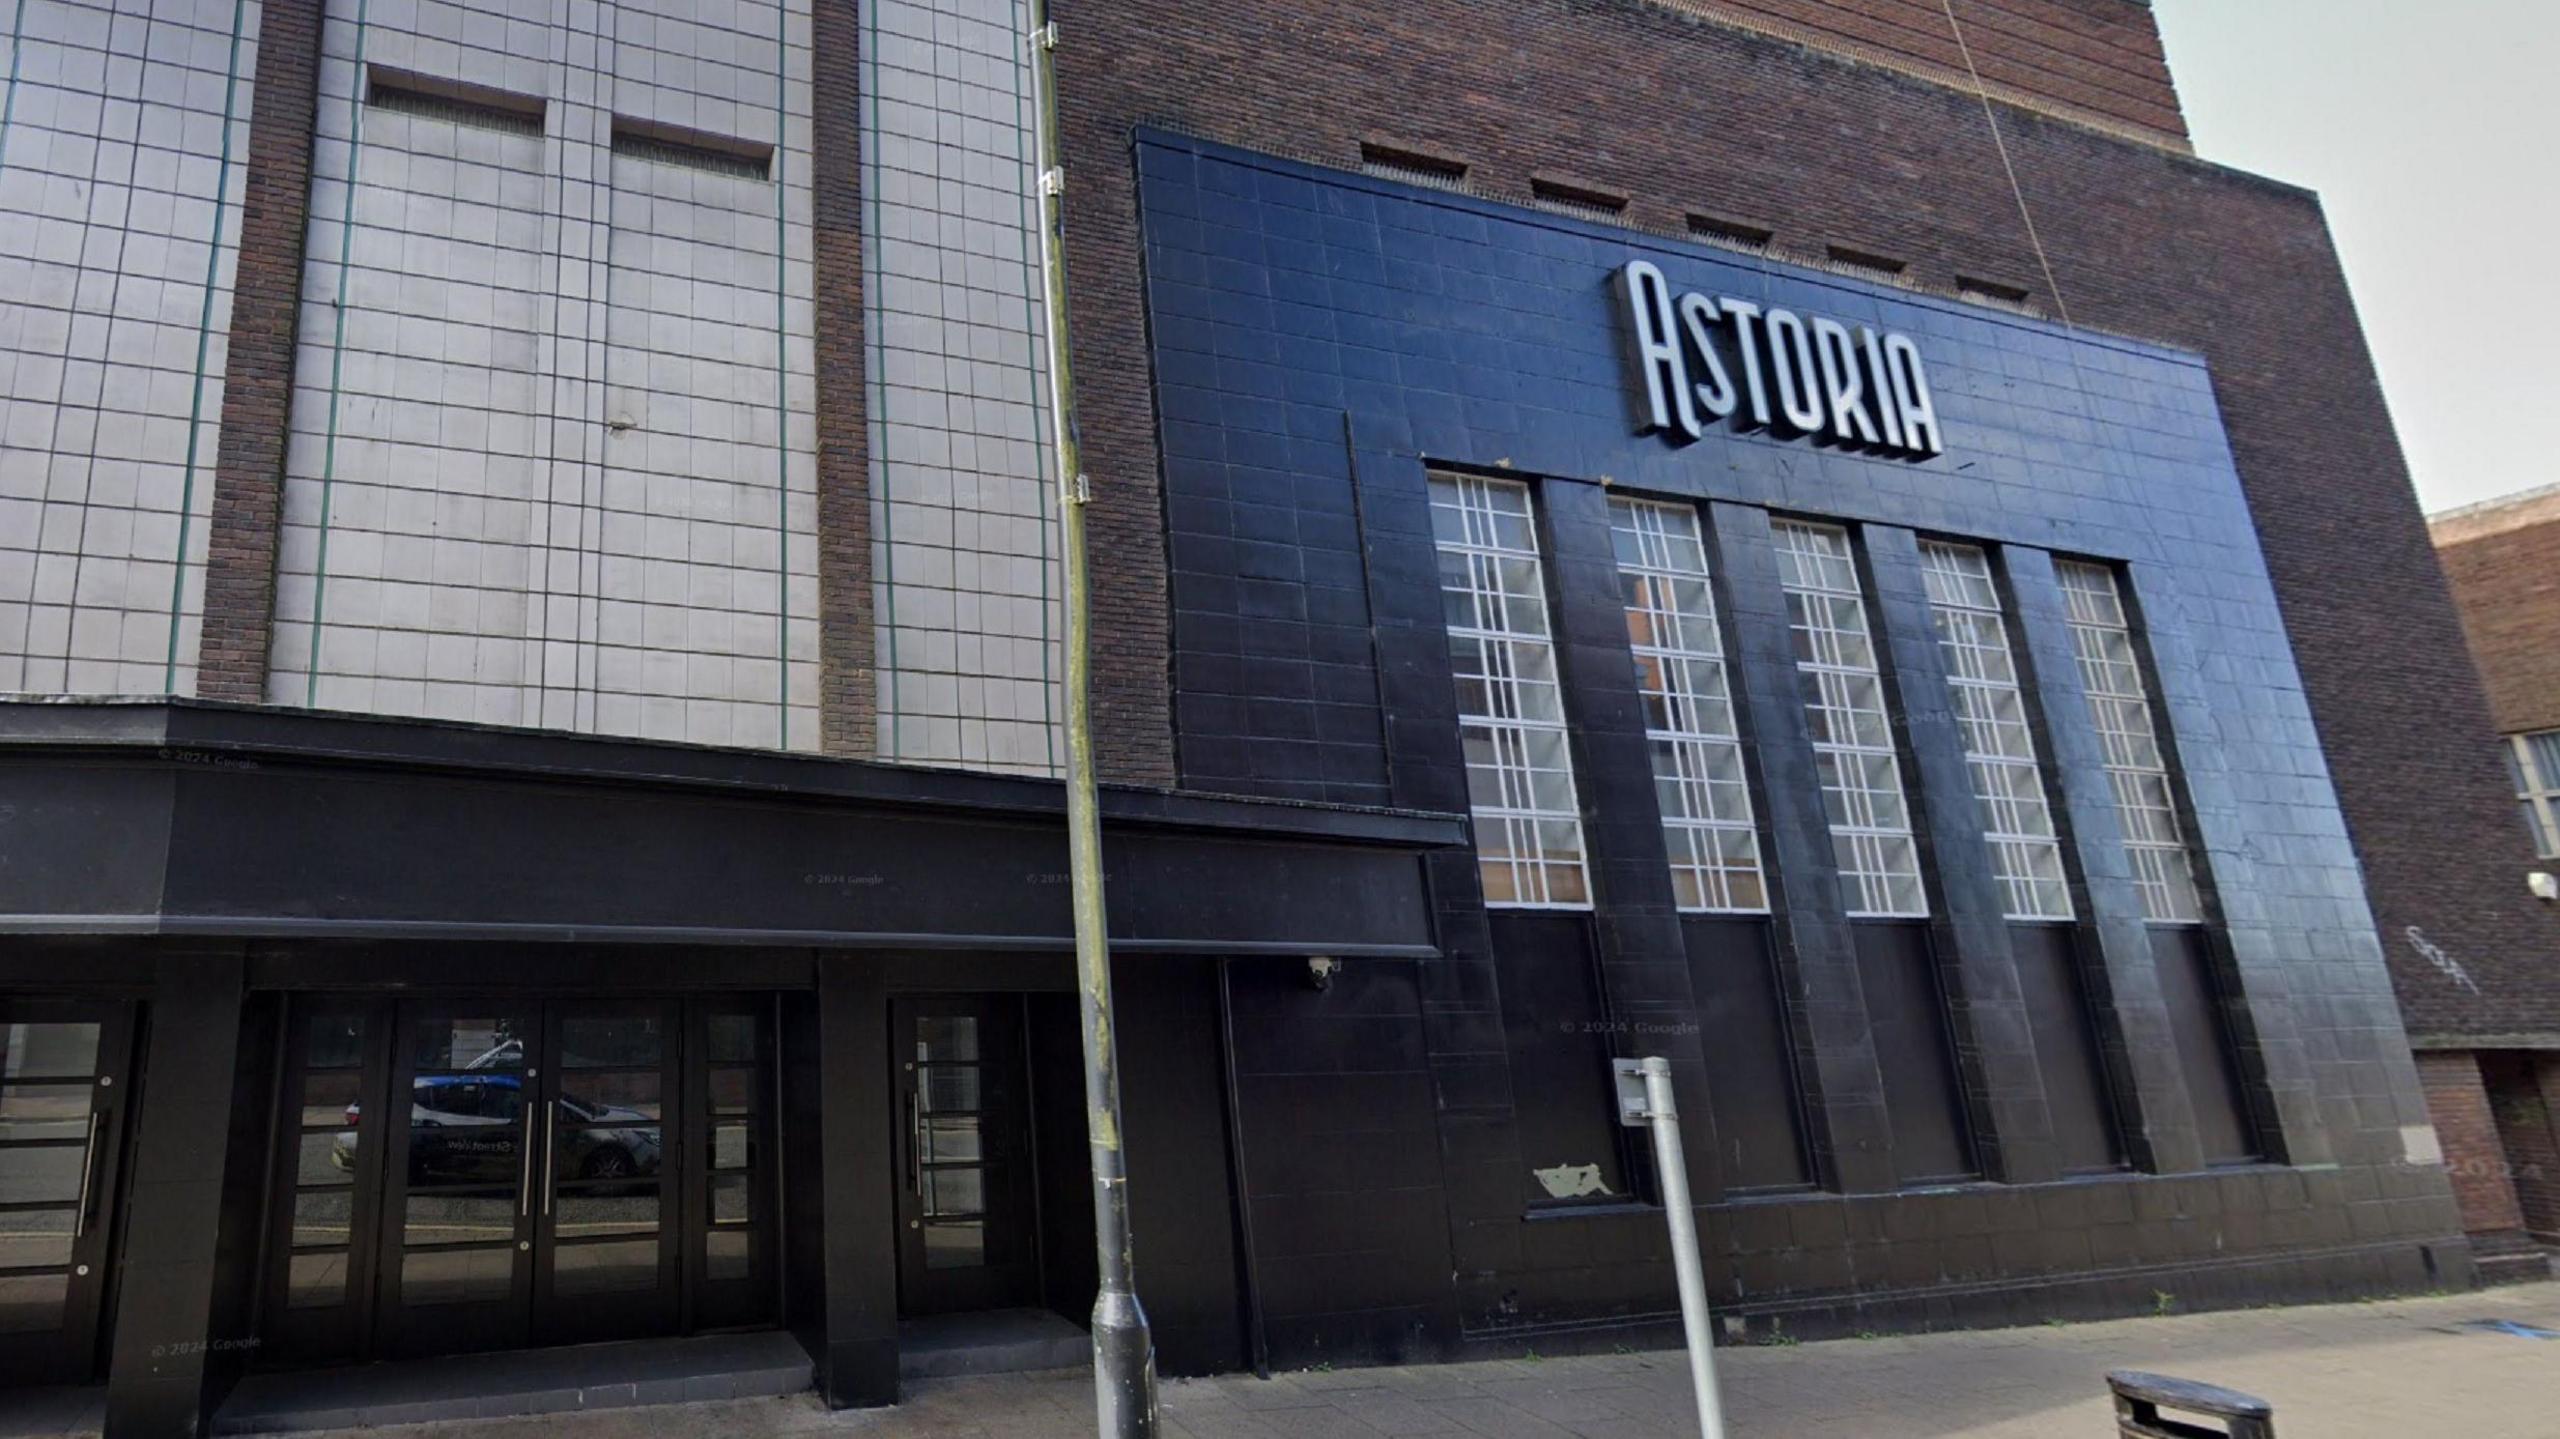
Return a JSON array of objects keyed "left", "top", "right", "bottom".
[
  {"left": 890, "top": 996, "right": 1043, "bottom": 1317},
  {"left": 260, "top": 995, "right": 779, "bottom": 1367},
  {"left": 0, "top": 1000, "right": 139, "bottom": 1389}
]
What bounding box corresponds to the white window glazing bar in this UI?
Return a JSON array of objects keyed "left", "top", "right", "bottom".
[
  {"left": 1771, "top": 520, "right": 1927, "bottom": 919},
  {"left": 2510, "top": 731, "right": 2560, "bottom": 860},
  {"left": 1918, "top": 542, "right": 2073, "bottom": 921},
  {"left": 2055, "top": 560, "right": 2203, "bottom": 923},
  {"left": 1610, "top": 498, "right": 1768, "bottom": 914},
  {"left": 1429, "top": 473, "right": 1592, "bottom": 909}
]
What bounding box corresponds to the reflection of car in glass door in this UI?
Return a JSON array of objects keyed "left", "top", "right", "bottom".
[
  {"left": 556, "top": 1093, "right": 660, "bottom": 1185},
  {"left": 267, "top": 998, "right": 775, "bottom": 1364},
  {"left": 335, "top": 1075, "right": 661, "bottom": 1187}
]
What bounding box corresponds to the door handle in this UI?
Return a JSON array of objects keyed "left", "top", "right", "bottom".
[
  {"left": 71, "top": 1110, "right": 103, "bottom": 1239},
  {"left": 518, "top": 1100, "right": 538, "bottom": 1218},
  {"left": 907, "top": 1089, "right": 923, "bottom": 1197},
  {"left": 541, "top": 1100, "right": 557, "bottom": 1217}
]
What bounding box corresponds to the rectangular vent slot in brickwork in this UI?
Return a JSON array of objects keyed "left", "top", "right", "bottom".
[
  {"left": 1686, "top": 213, "right": 1774, "bottom": 253},
  {"left": 1530, "top": 175, "right": 1629, "bottom": 223},
  {"left": 1357, "top": 140, "right": 1472, "bottom": 193},
  {"left": 612, "top": 117, "right": 774, "bottom": 180},
  {"left": 1959, "top": 276, "right": 2043, "bottom": 316},
  {"left": 364, "top": 66, "right": 546, "bottom": 137},
  {"left": 1825, "top": 245, "right": 1908, "bottom": 282}
]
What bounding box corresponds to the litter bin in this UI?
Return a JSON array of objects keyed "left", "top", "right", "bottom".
[{"left": 2108, "top": 1371, "right": 2275, "bottom": 1439}]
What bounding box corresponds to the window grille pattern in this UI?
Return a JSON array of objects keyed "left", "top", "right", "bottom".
[
  {"left": 1772, "top": 521, "right": 1926, "bottom": 918},
  {"left": 1920, "top": 543, "right": 2072, "bottom": 920},
  {"left": 1611, "top": 499, "right": 1767, "bottom": 913},
  {"left": 612, "top": 120, "right": 774, "bottom": 181},
  {"left": 2056, "top": 561, "right": 2202, "bottom": 922},
  {"left": 365, "top": 70, "right": 546, "bottom": 137},
  {"left": 1431, "top": 475, "right": 1590, "bottom": 908},
  {"left": 2510, "top": 731, "right": 2560, "bottom": 860}
]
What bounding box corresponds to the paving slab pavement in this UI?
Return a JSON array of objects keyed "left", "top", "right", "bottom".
[{"left": 202, "top": 1281, "right": 2560, "bottom": 1437}]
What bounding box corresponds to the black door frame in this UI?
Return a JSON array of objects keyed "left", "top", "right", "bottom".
[
  {"left": 890, "top": 995, "right": 1042, "bottom": 1317},
  {"left": 258, "top": 992, "right": 781, "bottom": 1367},
  {"left": 0, "top": 997, "right": 140, "bottom": 1388},
  {"left": 686, "top": 998, "right": 780, "bottom": 1332},
  {"left": 258, "top": 1000, "right": 394, "bottom": 1366},
  {"left": 527, "top": 997, "right": 683, "bottom": 1347},
  {"left": 368, "top": 997, "right": 542, "bottom": 1359}
]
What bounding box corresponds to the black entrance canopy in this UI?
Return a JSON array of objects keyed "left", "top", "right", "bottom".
[{"left": 0, "top": 699, "right": 1462, "bottom": 961}]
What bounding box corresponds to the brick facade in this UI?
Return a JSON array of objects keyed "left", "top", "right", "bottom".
[
  {"left": 1648, "top": 0, "right": 2188, "bottom": 146},
  {"left": 2417, "top": 1051, "right": 2528, "bottom": 1240},
  {"left": 2434, "top": 486, "right": 2560, "bottom": 739},
  {"left": 197, "top": 0, "right": 321, "bottom": 702},
  {"left": 1051, "top": 0, "right": 2554, "bottom": 1042},
  {"left": 2483, "top": 1052, "right": 2560, "bottom": 1244}
]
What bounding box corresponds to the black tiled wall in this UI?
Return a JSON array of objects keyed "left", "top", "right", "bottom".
[{"left": 1139, "top": 131, "right": 2462, "bottom": 1353}]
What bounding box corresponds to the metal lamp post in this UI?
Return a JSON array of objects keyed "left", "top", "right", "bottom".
[{"left": 1023, "top": 7, "right": 1162, "bottom": 1435}]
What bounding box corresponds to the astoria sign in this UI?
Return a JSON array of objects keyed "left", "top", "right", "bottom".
[{"left": 1616, "top": 260, "right": 1944, "bottom": 459}]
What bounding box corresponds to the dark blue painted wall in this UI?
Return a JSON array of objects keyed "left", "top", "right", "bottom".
[{"left": 1135, "top": 130, "right": 2458, "bottom": 1355}]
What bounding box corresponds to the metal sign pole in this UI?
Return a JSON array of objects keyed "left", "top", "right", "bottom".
[
  {"left": 1618, "top": 1056, "right": 1729, "bottom": 1439},
  {"left": 1023, "top": 9, "right": 1161, "bottom": 1436}
]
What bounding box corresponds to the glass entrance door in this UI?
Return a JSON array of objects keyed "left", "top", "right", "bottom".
[
  {"left": 688, "top": 1002, "right": 776, "bottom": 1331},
  {"left": 370, "top": 1002, "right": 542, "bottom": 1358},
  {"left": 365, "top": 1000, "right": 684, "bottom": 1357},
  {"left": 0, "top": 1000, "right": 137, "bottom": 1387},
  {"left": 268, "top": 993, "right": 774, "bottom": 1365},
  {"left": 530, "top": 1001, "right": 679, "bottom": 1344},
  {"left": 893, "top": 996, "right": 1039, "bottom": 1315}
]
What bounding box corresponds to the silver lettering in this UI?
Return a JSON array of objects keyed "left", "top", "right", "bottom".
[
  {"left": 1763, "top": 310, "right": 1825, "bottom": 434},
  {"left": 1811, "top": 317, "right": 1880, "bottom": 446},
  {"left": 1618, "top": 265, "right": 1945, "bottom": 460},
  {"left": 1617, "top": 262, "right": 1700, "bottom": 439},
  {"left": 1675, "top": 292, "right": 1740, "bottom": 421},
  {"left": 1859, "top": 327, "right": 1906, "bottom": 451},
  {"left": 1884, "top": 332, "right": 1943, "bottom": 457},
  {"left": 1718, "top": 299, "right": 1774, "bottom": 429}
]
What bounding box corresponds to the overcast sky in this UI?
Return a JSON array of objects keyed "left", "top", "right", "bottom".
[{"left": 2150, "top": 0, "right": 2556, "bottom": 514}]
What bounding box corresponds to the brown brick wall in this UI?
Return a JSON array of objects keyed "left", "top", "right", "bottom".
[
  {"left": 1653, "top": 0, "right": 2188, "bottom": 145},
  {"left": 1052, "top": 0, "right": 2560, "bottom": 1030},
  {"left": 2417, "top": 1051, "right": 2527, "bottom": 1239},
  {"left": 2434, "top": 492, "right": 2560, "bottom": 739},
  {"left": 197, "top": 0, "right": 321, "bottom": 702},
  {"left": 2483, "top": 1052, "right": 2560, "bottom": 1242},
  {"left": 811, "top": 0, "right": 877, "bottom": 758}
]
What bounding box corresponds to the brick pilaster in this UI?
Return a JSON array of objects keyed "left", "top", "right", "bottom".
[
  {"left": 195, "top": 0, "right": 323, "bottom": 701},
  {"left": 811, "top": 0, "right": 876, "bottom": 756},
  {"left": 2417, "top": 1050, "right": 2528, "bottom": 1239}
]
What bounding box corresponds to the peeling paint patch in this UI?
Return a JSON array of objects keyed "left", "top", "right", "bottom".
[
  {"left": 1532, "top": 1164, "right": 1614, "bottom": 1200},
  {"left": 2401, "top": 1124, "right": 2444, "bottom": 1167}
]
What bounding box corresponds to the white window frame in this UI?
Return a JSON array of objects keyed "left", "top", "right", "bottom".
[
  {"left": 2510, "top": 731, "right": 2560, "bottom": 860},
  {"left": 1430, "top": 473, "right": 1591, "bottom": 909},
  {"left": 1610, "top": 497, "right": 1768, "bottom": 915},
  {"left": 1772, "top": 520, "right": 1927, "bottom": 919},
  {"left": 2056, "top": 560, "right": 2203, "bottom": 923},
  {"left": 1919, "top": 542, "right": 2073, "bottom": 922}
]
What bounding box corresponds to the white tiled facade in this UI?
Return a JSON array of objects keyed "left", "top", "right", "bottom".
[
  {"left": 3, "top": 0, "right": 1065, "bottom": 773},
  {"left": 0, "top": 0, "right": 258, "bottom": 697},
  {"left": 268, "top": 0, "right": 822, "bottom": 750},
  {"left": 862, "top": 0, "right": 1060, "bottom": 774}
]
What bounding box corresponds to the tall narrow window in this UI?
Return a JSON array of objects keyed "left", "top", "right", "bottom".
[
  {"left": 1431, "top": 474, "right": 1590, "bottom": 907},
  {"left": 2056, "top": 561, "right": 2203, "bottom": 922},
  {"left": 2510, "top": 731, "right": 2560, "bottom": 860},
  {"left": 1772, "top": 520, "right": 1925, "bottom": 918},
  {"left": 1920, "top": 542, "right": 2072, "bottom": 921},
  {"left": 1612, "top": 499, "right": 1767, "bottom": 913}
]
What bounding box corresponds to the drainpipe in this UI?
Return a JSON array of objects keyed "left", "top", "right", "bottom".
[{"left": 1024, "top": 7, "right": 1162, "bottom": 1435}]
